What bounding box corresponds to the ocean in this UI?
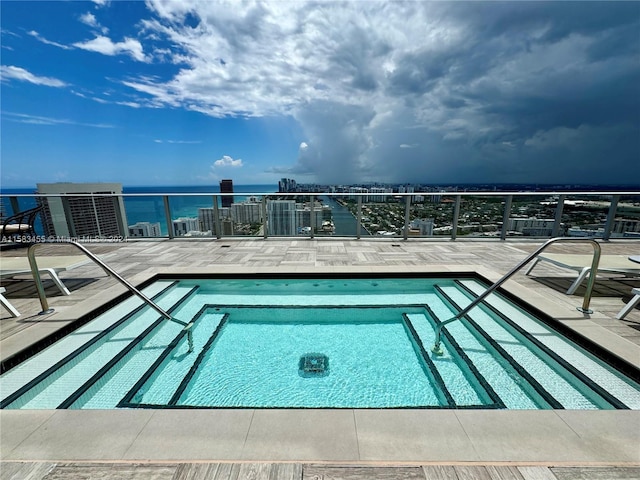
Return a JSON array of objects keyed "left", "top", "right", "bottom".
[{"left": 1, "top": 185, "right": 278, "bottom": 236}]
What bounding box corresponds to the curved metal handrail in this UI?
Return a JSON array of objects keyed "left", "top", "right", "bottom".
[
  {"left": 431, "top": 237, "right": 601, "bottom": 355},
  {"left": 27, "top": 241, "right": 194, "bottom": 350}
]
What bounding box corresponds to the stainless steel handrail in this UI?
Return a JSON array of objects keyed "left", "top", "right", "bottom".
[
  {"left": 431, "top": 237, "right": 602, "bottom": 355},
  {"left": 27, "top": 241, "right": 194, "bottom": 350}
]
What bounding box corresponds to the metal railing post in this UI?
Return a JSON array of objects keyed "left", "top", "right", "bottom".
[
  {"left": 452, "top": 195, "right": 461, "bottom": 240},
  {"left": 603, "top": 195, "right": 620, "bottom": 241},
  {"left": 403, "top": 196, "right": 410, "bottom": 240},
  {"left": 310, "top": 195, "right": 315, "bottom": 239},
  {"left": 9, "top": 196, "right": 20, "bottom": 216},
  {"left": 262, "top": 196, "right": 268, "bottom": 239},
  {"left": 356, "top": 196, "right": 362, "bottom": 240},
  {"left": 500, "top": 195, "right": 513, "bottom": 240},
  {"left": 552, "top": 195, "right": 566, "bottom": 237},
  {"left": 163, "top": 196, "right": 174, "bottom": 239},
  {"left": 213, "top": 196, "right": 221, "bottom": 239}
]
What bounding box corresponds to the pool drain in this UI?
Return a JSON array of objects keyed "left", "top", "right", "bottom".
[{"left": 299, "top": 353, "right": 329, "bottom": 377}]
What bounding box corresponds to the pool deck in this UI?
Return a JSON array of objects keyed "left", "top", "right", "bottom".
[{"left": 1, "top": 238, "right": 639, "bottom": 479}]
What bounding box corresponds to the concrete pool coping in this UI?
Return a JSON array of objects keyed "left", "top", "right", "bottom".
[{"left": 1, "top": 265, "right": 639, "bottom": 464}]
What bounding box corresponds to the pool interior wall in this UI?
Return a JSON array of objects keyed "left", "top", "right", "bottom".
[{"left": 1, "top": 273, "right": 639, "bottom": 411}]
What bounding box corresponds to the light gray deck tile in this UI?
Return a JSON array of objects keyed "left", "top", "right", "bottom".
[
  {"left": 242, "top": 409, "right": 358, "bottom": 461},
  {"left": 454, "top": 410, "right": 597, "bottom": 462},
  {"left": 421, "top": 465, "right": 458, "bottom": 479},
  {"left": 0, "top": 461, "right": 56, "bottom": 480},
  {"left": 516, "top": 466, "right": 558, "bottom": 480},
  {"left": 0, "top": 410, "right": 55, "bottom": 459},
  {"left": 4, "top": 410, "right": 154, "bottom": 460},
  {"left": 554, "top": 410, "right": 640, "bottom": 463},
  {"left": 354, "top": 410, "right": 479, "bottom": 462},
  {"left": 123, "top": 410, "right": 254, "bottom": 460},
  {"left": 552, "top": 466, "right": 640, "bottom": 479},
  {"left": 303, "top": 464, "right": 424, "bottom": 479},
  {"left": 40, "top": 463, "right": 177, "bottom": 480},
  {"left": 484, "top": 465, "right": 526, "bottom": 480}
]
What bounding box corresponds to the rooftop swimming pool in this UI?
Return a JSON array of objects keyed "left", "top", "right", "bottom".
[{"left": 1, "top": 275, "right": 639, "bottom": 410}]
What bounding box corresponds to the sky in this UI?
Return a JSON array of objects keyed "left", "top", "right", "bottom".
[{"left": 1, "top": 0, "right": 639, "bottom": 188}]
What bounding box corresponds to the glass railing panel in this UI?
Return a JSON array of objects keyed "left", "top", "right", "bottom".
[
  {"left": 454, "top": 195, "right": 503, "bottom": 238},
  {"left": 360, "top": 196, "right": 404, "bottom": 237},
  {"left": 265, "top": 196, "right": 298, "bottom": 237},
  {"left": 612, "top": 195, "right": 640, "bottom": 239},
  {"left": 166, "top": 194, "right": 216, "bottom": 238},
  {"left": 505, "top": 195, "right": 557, "bottom": 239},
  {"left": 326, "top": 196, "right": 369, "bottom": 237},
  {"left": 405, "top": 193, "right": 455, "bottom": 238},
  {"left": 560, "top": 194, "right": 612, "bottom": 238},
  {"left": 558, "top": 194, "right": 640, "bottom": 239},
  {"left": 123, "top": 195, "right": 170, "bottom": 238}
]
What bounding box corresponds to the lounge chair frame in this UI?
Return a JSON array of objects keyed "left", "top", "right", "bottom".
[
  {"left": 525, "top": 253, "right": 640, "bottom": 295},
  {"left": 0, "top": 205, "right": 44, "bottom": 242}
]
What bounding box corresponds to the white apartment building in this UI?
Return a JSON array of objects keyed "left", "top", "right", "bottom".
[
  {"left": 231, "top": 202, "right": 262, "bottom": 224},
  {"left": 37, "top": 182, "right": 127, "bottom": 238},
  {"left": 128, "top": 221, "right": 161, "bottom": 237},
  {"left": 507, "top": 218, "right": 557, "bottom": 236},
  {"left": 172, "top": 217, "right": 199, "bottom": 237},
  {"left": 408, "top": 218, "right": 434, "bottom": 236},
  {"left": 369, "top": 187, "right": 394, "bottom": 202},
  {"left": 198, "top": 208, "right": 216, "bottom": 234},
  {"left": 348, "top": 187, "right": 369, "bottom": 202},
  {"left": 267, "top": 200, "right": 296, "bottom": 236}
]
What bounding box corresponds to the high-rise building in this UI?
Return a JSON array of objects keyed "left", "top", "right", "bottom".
[
  {"left": 279, "top": 178, "right": 297, "bottom": 192},
  {"left": 370, "top": 187, "right": 393, "bottom": 202},
  {"left": 267, "top": 200, "right": 296, "bottom": 236},
  {"left": 172, "top": 217, "right": 199, "bottom": 236},
  {"left": 37, "top": 182, "right": 127, "bottom": 238},
  {"left": 128, "top": 221, "right": 161, "bottom": 237},
  {"left": 198, "top": 208, "right": 216, "bottom": 234},
  {"left": 231, "top": 201, "right": 262, "bottom": 224},
  {"left": 220, "top": 179, "right": 234, "bottom": 208}
]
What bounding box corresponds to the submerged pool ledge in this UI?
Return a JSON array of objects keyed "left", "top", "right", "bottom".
[{"left": 1, "top": 409, "right": 639, "bottom": 463}]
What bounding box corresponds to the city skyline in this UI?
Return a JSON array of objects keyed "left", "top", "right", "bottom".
[{"left": 1, "top": 1, "right": 639, "bottom": 188}]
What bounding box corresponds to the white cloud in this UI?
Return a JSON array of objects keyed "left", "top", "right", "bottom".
[
  {"left": 27, "top": 30, "right": 72, "bottom": 50},
  {"left": 79, "top": 12, "right": 109, "bottom": 34},
  {"left": 213, "top": 155, "right": 243, "bottom": 168},
  {"left": 73, "top": 35, "right": 147, "bottom": 62},
  {"left": 154, "top": 139, "right": 202, "bottom": 144},
  {"left": 2, "top": 111, "right": 114, "bottom": 128},
  {"left": 1, "top": 65, "right": 68, "bottom": 87},
  {"left": 80, "top": 12, "right": 99, "bottom": 28}
]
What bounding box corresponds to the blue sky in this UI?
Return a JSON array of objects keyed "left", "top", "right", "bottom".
[{"left": 1, "top": 1, "right": 639, "bottom": 188}]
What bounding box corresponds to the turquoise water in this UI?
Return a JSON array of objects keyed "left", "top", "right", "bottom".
[{"left": 2, "top": 277, "right": 639, "bottom": 410}]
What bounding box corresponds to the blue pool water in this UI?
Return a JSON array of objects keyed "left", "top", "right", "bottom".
[{"left": 1, "top": 277, "right": 639, "bottom": 410}]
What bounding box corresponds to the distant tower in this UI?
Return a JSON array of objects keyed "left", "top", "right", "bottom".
[
  {"left": 37, "top": 182, "right": 127, "bottom": 238},
  {"left": 220, "top": 179, "right": 234, "bottom": 208}
]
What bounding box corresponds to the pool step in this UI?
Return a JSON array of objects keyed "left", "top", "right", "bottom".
[
  {"left": 436, "top": 283, "right": 616, "bottom": 409},
  {"left": 1, "top": 283, "right": 199, "bottom": 409},
  {"left": 121, "top": 308, "right": 228, "bottom": 407},
  {"left": 68, "top": 301, "right": 216, "bottom": 409},
  {"left": 403, "top": 312, "right": 496, "bottom": 408},
  {"left": 457, "top": 280, "right": 639, "bottom": 409},
  {"left": 0, "top": 280, "right": 176, "bottom": 405}
]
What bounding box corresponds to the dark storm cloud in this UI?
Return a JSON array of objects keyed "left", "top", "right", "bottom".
[{"left": 142, "top": 1, "right": 640, "bottom": 184}]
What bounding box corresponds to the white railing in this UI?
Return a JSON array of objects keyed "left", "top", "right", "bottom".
[{"left": 1, "top": 190, "right": 639, "bottom": 242}]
